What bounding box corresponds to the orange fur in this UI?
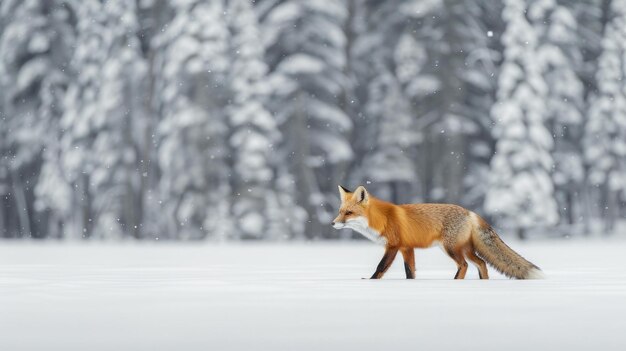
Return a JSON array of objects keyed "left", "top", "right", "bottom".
[{"left": 333, "top": 185, "right": 543, "bottom": 280}]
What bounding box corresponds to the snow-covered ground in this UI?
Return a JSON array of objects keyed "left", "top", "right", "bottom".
[{"left": 1, "top": 239, "right": 625, "bottom": 351}]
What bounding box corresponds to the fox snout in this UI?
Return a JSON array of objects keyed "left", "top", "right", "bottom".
[{"left": 332, "top": 221, "right": 345, "bottom": 229}]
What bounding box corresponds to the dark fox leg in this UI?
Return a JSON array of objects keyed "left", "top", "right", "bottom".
[
  {"left": 370, "top": 247, "right": 399, "bottom": 279},
  {"left": 446, "top": 248, "right": 468, "bottom": 279},
  {"left": 466, "top": 250, "right": 489, "bottom": 279},
  {"left": 400, "top": 248, "right": 416, "bottom": 279}
]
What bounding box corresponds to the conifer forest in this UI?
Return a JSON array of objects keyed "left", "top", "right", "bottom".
[{"left": 1, "top": 0, "right": 625, "bottom": 241}]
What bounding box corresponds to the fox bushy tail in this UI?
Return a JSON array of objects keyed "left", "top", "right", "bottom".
[{"left": 471, "top": 214, "right": 544, "bottom": 279}]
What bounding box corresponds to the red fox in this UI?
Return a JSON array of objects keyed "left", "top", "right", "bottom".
[{"left": 332, "top": 185, "right": 544, "bottom": 280}]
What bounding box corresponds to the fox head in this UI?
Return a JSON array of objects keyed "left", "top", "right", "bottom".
[
  {"left": 332, "top": 185, "right": 386, "bottom": 244},
  {"left": 332, "top": 185, "right": 370, "bottom": 229}
]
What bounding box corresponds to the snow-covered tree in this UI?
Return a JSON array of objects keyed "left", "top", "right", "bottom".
[
  {"left": 1, "top": 0, "right": 622, "bottom": 241},
  {"left": 365, "top": 1, "right": 441, "bottom": 203},
  {"left": 342, "top": 0, "right": 428, "bottom": 207},
  {"left": 485, "top": 0, "right": 558, "bottom": 239},
  {"left": 455, "top": 0, "right": 503, "bottom": 212},
  {"left": 261, "top": 0, "right": 352, "bottom": 238},
  {"left": 0, "top": 0, "right": 76, "bottom": 238},
  {"left": 362, "top": 1, "right": 499, "bottom": 207},
  {"left": 572, "top": 0, "right": 609, "bottom": 101},
  {"left": 531, "top": 0, "right": 585, "bottom": 226},
  {"left": 154, "top": 0, "right": 232, "bottom": 239},
  {"left": 584, "top": 0, "right": 626, "bottom": 233},
  {"left": 59, "top": 0, "right": 102, "bottom": 239},
  {"left": 61, "top": 0, "right": 147, "bottom": 239},
  {"left": 420, "top": 1, "right": 474, "bottom": 205},
  {"left": 92, "top": 0, "right": 148, "bottom": 239},
  {"left": 0, "top": 84, "right": 8, "bottom": 237},
  {"left": 361, "top": 64, "right": 417, "bottom": 202},
  {"left": 224, "top": 0, "right": 281, "bottom": 239},
  {"left": 427, "top": 1, "right": 502, "bottom": 207}
]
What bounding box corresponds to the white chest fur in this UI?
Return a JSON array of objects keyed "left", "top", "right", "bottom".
[{"left": 344, "top": 217, "right": 387, "bottom": 245}]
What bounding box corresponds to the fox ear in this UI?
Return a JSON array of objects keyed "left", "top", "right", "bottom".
[
  {"left": 338, "top": 185, "right": 351, "bottom": 201},
  {"left": 353, "top": 186, "right": 369, "bottom": 204}
]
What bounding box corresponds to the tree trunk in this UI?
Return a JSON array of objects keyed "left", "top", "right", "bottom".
[
  {"left": 390, "top": 182, "right": 400, "bottom": 204},
  {"left": 441, "top": 0, "right": 467, "bottom": 205},
  {"left": 124, "top": 79, "right": 140, "bottom": 240},
  {"left": 11, "top": 174, "right": 31, "bottom": 238},
  {"left": 80, "top": 175, "right": 93, "bottom": 239},
  {"left": 0, "top": 193, "right": 5, "bottom": 238},
  {"left": 582, "top": 178, "right": 592, "bottom": 236},
  {"left": 289, "top": 93, "right": 321, "bottom": 239},
  {"left": 566, "top": 189, "right": 575, "bottom": 225},
  {"left": 517, "top": 227, "right": 526, "bottom": 240},
  {"left": 138, "top": 0, "right": 168, "bottom": 240},
  {"left": 605, "top": 188, "right": 617, "bottom": 234}
]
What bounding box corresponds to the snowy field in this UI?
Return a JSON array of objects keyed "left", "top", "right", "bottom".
[{"left": 1, "top": 239, "right": 625, "bottom": 351}]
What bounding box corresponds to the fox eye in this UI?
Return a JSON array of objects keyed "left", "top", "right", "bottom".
[{"left": 345, "top": 211, "right": 353, "bottom": 216}]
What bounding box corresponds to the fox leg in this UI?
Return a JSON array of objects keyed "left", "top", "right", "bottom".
[
  {"left": 400, "top": 248, "right": 416, "bottom": 279},
  {"left": 466, "top": 250, "right": 489, "bottom": 279},
  {"left": 445, "top": 249, "right": 468, "bottom": 279},
  {"left": 370, "top": 247, "right": 399, "bottom": 279}
]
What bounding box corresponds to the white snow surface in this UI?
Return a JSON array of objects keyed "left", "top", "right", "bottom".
[{"left": 1, "top": 239, "right": 625, "bottom": 351}]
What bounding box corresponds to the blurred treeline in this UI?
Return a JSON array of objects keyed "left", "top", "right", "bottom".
[{"left": 0, "top": 0, "right": 624, "bottom": 240}]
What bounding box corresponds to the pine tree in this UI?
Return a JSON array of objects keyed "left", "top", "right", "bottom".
[
  {"left": 584, "top": 0, "right": 626, "bottom": 233},
  {"left": 366, "top": 0, "right": 441, "bottom": 203},
  {"left": 154, "top": 0, "right": 232, "bottom": 239},
  {"left": 485, "top": 0, "right": 558, "bottom": 239},
  {"left": 225, "top": 0, "right": 281, "bottom": 239},
  {"left": 361, "top": 1, "right": 500, "bottom": 208},
  {"left": 531, "top": 0, "right": 585, "bottom": 227},
  {"left": 60, "top": 0, "right": 147, "bottom": 239},
  {"left": 572, "top": 0, "right": 609, "bottom": 101},
  {"left": 134, "top": 0, "right": 172, "bottom": 240},
  {"left": 0, "top": 83, "right": 8, "bottom": 237},
  {"left": 361, "top": 63, "right": 417, "bottom": 202},
  {"left": 571, "top": 0, "right": 610, "bottom": 234},
  {"left": 261, "top": 0, "right": 351, "bottom": 238},
  {"left": 418, "top": 1, "right": 502, "bottom": 207},
  {"left": 60, "top": 0, "right": 103, "bottom": 239},
  {"left": 456, "top": 0, "right": 503, "bottom": 212},
  {"left": 93, "top": 0, "right": 147, "bottom": 238},
  {"left": 0, "top": 0, "right": 76, "bottom": 238},
  {"left": 346, "top": 0, "right": 418, "bottom": 202}
]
